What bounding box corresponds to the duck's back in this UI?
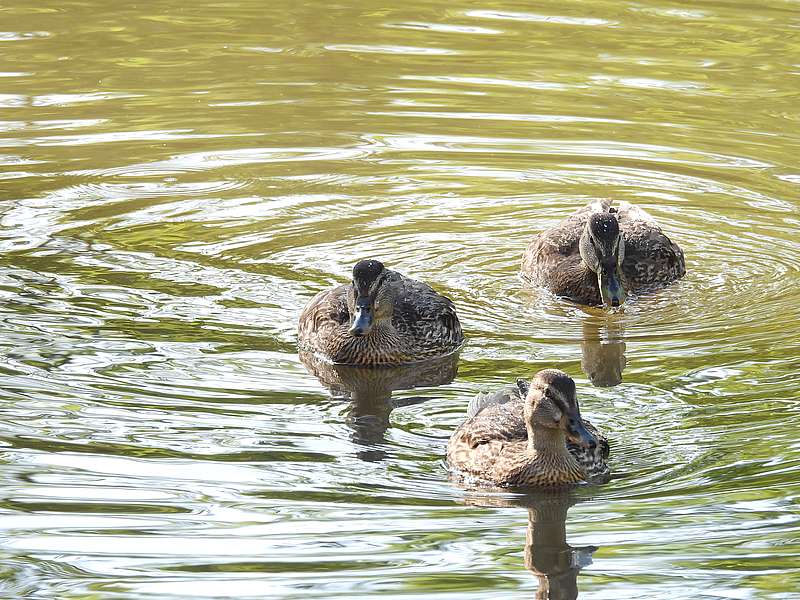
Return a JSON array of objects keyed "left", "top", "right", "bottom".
[
  {"left": 522, "top": 206, "right": 586, "bottom": 270},
  {"left": 447, "top": 398, "right": 532, "bottom": 484},
  {"left": 614, "top": 202, "right": 686, "bottom": 287},
  {"left": 385, "top": 271, "right": 463, "bottom": 353}
]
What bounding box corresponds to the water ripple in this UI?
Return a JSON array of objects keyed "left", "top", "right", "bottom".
[{"left": 0, "top": 1, "right": 799, "bottom": 598}]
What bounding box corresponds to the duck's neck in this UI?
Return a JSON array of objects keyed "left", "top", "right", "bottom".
[
  {"left": 526, "top": 426, "right": 584, "bottom": 483},
  {"left": 528, "top": 426, "right": 570, "bottom": 456}
]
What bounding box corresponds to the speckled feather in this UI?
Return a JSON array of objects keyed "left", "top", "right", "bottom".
[
  {"left": 298, "top": 267, "right": 463, "bottom": 365},
  {"left": 521, "top": 200, "right": 685, "bottom": 305}
]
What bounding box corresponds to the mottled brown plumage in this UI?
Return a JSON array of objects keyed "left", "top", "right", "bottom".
[
  {"left": 466, "top": 378, "right": 609, "bottom": 480},
  {"left": 447, "top": 370, "right": 607, "bottom": 488},
  {"left": 298, "top": 260, "right": 463, "bottom": 365},
  {"left": 521, "top": 200, "right": 685, "bottom": 306}
]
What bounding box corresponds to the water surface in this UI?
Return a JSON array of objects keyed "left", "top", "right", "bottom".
[{"left": 1, "top": 0, "right": 800, "bottom": 598}]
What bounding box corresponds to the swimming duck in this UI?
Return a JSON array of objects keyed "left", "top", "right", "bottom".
[
  {"left": 521, "top": 200, "right": 685, "bottom": 306},
  {"left": 447, "top": 369, "right": 609, "bottom": 487},
  {"left": 298, "top": 259, "right": 464, "bottom": 365}
]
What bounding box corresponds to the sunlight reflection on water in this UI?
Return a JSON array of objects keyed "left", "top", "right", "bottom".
[{"left": 0, "top": 0, "right": 799, "bottom": 598}]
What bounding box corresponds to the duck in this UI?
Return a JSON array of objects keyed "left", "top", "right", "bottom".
[
  {"left": 521, "top": 200, "right": 685, "bottom": 306},
  {"left": 447, "top": 369, "right": 609, "bottom": 487},
  {"left": 298, "top": 259, "right": 464, "bottom": 365}
]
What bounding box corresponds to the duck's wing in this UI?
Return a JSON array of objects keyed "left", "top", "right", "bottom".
[
  {"left": 456, "top": 399, "right": 527, "bottom": 449},
  {"left": 447, "top": 398, "right": 528, "bottom": 482},
  {"left": 531, "top": 200, "right": 619, "bottom": 260},
  {"left": 582, "top": 419, "right": 610, "bottom": 460},
  {"left": 389, "top": 271, "right": 464, "bottom": 348},
  {"left": 466, "top": 378, "right": 529, "bottom": 418},
  {"left": 566, "top": 417, "right": 610, "bottom": 479},
  {"left": 615, "top": 203, "right": 686, "bottom": 287},
  {"left": 527, "top": 209, "right": 586, "bottom": 258},
  {"left": 467, "top": 390, "right": 506, "bottom": 419},
  {"left": 521, "top": 201, "right": 599, "bottom": 292},
  {"left": 297, "top": 283, "right": 351, "bottom": 345}
]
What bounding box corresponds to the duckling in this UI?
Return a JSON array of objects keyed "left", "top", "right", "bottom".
[
  {"left": 521, "top": 200, "right": 685, "bottom": 306},
  {"left": 298, "top": 259, "right": 463, "bottom": 365},
  {"left": 447, "top": 370, "right": 608, "bottom": 487}
]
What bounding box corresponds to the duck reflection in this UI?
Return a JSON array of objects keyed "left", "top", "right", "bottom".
[
  {"left": 300, "top": 352, "right": 459, "bottom": 454},
  {"left": 466, "top": 491, "right": 596, "bottom": 600},
  {"left": 580, "top": 317, "right": 626, "bottom": 388}
]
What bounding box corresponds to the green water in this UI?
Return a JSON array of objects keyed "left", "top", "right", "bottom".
[{"left": 1, "top": 0, "right": 799, "bottom": 598}]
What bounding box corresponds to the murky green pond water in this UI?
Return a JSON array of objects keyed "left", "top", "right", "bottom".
[{"left": 2, "top": 1, "right": 800, "bottom": 598}]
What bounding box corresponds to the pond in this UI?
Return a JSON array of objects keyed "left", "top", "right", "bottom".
[{"left": 1, "top": 0, "right": 799, "bottom": 598}]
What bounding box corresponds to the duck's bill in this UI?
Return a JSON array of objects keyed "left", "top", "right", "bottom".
[
  {"left": 598, "top": 268, "right": 626, "bottom": 307},
  {"left": 348, "top": 299, "right": 373, "bottom": 336},
  {"left": 566, "top": 416, "right": 597, "bottom": 449}
]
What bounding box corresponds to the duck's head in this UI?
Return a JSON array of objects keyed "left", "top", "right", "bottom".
[
  {"left": 348, "top": 259, "right": 393, "bottom": 337},
  {"left": 579, "top": 212, "right": 626, "bottom": 307},
  {"left": 524, "top": 369, "right": 596, "bottom": 450}
]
